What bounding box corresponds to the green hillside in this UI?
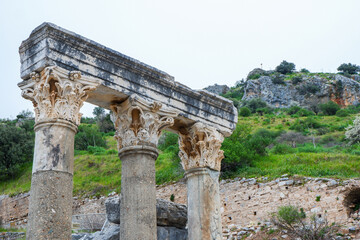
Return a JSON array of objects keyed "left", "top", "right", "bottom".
[
  {"left": 2, "top": 63, "right": 360, "bottom": 197},
  {"left": 0, "top": 134, "right": 184, "bottom": 197},
  {"left": 1, "top": 109, "right": 360, "bottom": 198}
]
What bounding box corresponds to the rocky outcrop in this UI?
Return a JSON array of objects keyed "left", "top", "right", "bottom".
[
  {"left": 203, "top": 84, "right": 229, "bottom": 95},
  {"left": 73, "top": 197, "right": 188, "bottom": 240},
  {"left": 242, "top": 74, "right": 360, "bottom": 108}
]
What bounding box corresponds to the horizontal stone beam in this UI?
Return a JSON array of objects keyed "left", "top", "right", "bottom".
[{"left": 19, "top": 22, "right": 237, "bottom": 136}]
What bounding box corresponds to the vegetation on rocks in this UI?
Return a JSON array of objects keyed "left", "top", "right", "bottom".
[{"left": 271, "top": 205, "right": 338, "bottom": 240}]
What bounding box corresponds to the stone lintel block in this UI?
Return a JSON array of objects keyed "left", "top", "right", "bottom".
[{"left": 18, "top": 22, "right": 237, "bottom": 136}]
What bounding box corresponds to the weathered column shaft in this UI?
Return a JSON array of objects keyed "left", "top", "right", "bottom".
[
  {"left": 27, "top": 120, "right": 76, "bottom": 239},
  {"left": 186, "top": 168, "right": 222, "bottom": 240},
  {"left": 178, "top": 122, "right": 225, "bottom": 240},
  {"left": 18, "top": 66, "right": 99, "bottom": 240},
  {"left": 119, "top": 146, "right": 158, "bottom": 240},
  {"left": 111, "top": 95, "right": 178, "bottom": 240}
]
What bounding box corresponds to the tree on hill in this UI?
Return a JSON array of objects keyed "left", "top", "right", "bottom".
[
  {"left": 337, "top": 63, "right": 360, "bottom": 75},
  {"left": 92, "top": 106, "right": 115, "bottom": 133},
  {"left": 0, "top": 124, "right": 34, "bottom": 178},
  {"left": 275, "top": 60, "right": 296, "bottom": 74},
  {"left": 319, "top": 101, "right": 340, "bottom": 116}
]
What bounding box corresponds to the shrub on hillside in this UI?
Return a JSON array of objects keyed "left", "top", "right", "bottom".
[
  {"left": 158, "top": 132, "right": 179, "bottom": 152},
  {"left": 221, "top": 124, "right": 254, "bottom": 174},
  {"left": 221, "top": 87, "right": 244, "bottom": 100},
  {"left": 0, "top": 124, "right": 34, "bottom": 178},
  {"left": 239, "top": 107, "right": 251, "bottom": 117},
  {"left": 297, "top": 108, "right": 315, "bottom": 117},
  {"left": 271, "top": 205, "right": 338, "bottom": 240},
  {"left": 300, "top": 68, "right": 310, "bottom": 73},
  {"left": 244, "top": 98, "right": 268, "bottom": 113},
  {"left": 287, "top": 106, "right": 301, "bottom": 115},
  {"left": 335, "top": 109, "right": 349, "bottom": 117},
  {"left": 290, "top": 117, "right": 323, "bottom": 133},
  {"left": 271, "top": 73, "right": 285, "bottom": 84},
  {"left": 319, "top": 101, "right": 340, "bottom": 116},
  {"left": 248, "top": 129, "right": 281, "bottom": 156},
  {"left": 291, "top": 76, "right": 302, "bottom": 85},
  {"left": 298, "top": 83, "right": 320, "bottom": 95},
  {"left": 75, "top": 124, "right": 107, "bottom": 150},
  {"left": 248, "top": 73, "right": 261, "bottom": 80},
  {"left": 87, "top": 146, "right": 106, "bottom": 155},
  {"left": 270, "top": 143, "right": 295, "bottom": 154},
  {"left": 337, "top": 63, "right": 360, "bottom": 75},
  {"left": 256, "top": 107, "right": 273, "bottom": 116},
  {"left": 345, "top": 105, "right": 360, "bottom": 114},
  {"left": 275, "top": 60, "right": 296, "bottom": 74},
  {"left": 221, "top": 125, "right": 280, "bottom": 176}
]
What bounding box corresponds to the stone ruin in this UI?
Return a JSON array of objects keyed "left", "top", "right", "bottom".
[
  {"left": 17, "top": 23, "right": 237, "bottom": 240},
  {"left": 72, "top": 197, "right": 188, "bottom": 240}
]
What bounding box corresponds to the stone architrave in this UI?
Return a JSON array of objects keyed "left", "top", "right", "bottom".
[
  {"left": 111, "top": 95, "right": 179, "bottom": 240},
  {"left": 178, "top": 122, "right": 225, "bottom": 240},
  {"left": 18, "top": 66, "right": 99, "bottom": 240}
]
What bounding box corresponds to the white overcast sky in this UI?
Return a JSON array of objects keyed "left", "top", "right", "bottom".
[{"left": 1, "top": 0, "right": 359, "bottom": 119}]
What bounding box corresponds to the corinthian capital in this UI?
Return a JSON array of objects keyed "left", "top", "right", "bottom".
[
  {"left": 18, "top": 66, "right": 100, "bottom": 125},
  {"left": 111, "top": 95, "right": 179, "bottom": 150},
  {"left": 178, "top": 122, "right": 224, "bottom": 171}
]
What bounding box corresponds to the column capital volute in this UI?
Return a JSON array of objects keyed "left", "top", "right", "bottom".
[
  {"left": 18, "top": 66, "right": 100, "bottom": 126},
  {"left": 178, "top": 122, "right": 224, "bottom": 172},
  {"left": 110, "top": 95, "right": 179, "bottom": 151}
]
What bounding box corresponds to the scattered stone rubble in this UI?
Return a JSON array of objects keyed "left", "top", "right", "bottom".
[
  {"left": 157, "top": 176, "right": 360, "bottom": 239},
  {"left": 0, "top": 232, "right": 25, "bottom": 240},
  {"left": 2, "top": 176, "right": 360, "bottom": 239},
  {"left": 72, "top": 196, "right": 187, "bottom": 240}
]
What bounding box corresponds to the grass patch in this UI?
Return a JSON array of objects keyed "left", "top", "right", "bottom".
[
  {"left": 0, "top": 227, "right": 26, "bottom": 232},
  {"left": 156, "top": 150, "right": 184, "bottom": 185},
  {"left": 232, "top": 153, "right": 360, "bottom": 179},
  {"left": 0, "top": 162, "right": 32, "bottom": 196}
]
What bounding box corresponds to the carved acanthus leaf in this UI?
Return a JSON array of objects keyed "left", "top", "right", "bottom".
[
  {"left": 178, "top": 122, "right": 224, "bottom": 171},
  {"left": 110, "top": 95, "right": 179, "bottom": 150},
  {"left": 19, "top": 66, "right": 100, "bottom": 125}
]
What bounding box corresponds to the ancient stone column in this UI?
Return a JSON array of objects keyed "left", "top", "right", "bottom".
[
  {"left": 178, "top": 122, "right": 225, "bottom": 240},
  {"left": 18, "top": 66, "right": 99, "bottom": 240},
  {"left": 111, "top": 96, "right": 178, "bottom": 240}
]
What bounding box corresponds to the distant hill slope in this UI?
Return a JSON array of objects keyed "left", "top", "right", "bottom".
[
  {"left": 243, "top": 73, "right": 360, "bottom": 108},
  {"left": 204, "top": 72, "right": 360, "bottom": 110}
]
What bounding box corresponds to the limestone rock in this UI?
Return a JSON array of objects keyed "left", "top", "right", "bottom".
[
  {"left": 157, "top": 226, "right": 188, "bottom": 240},
  {"left": 76, "top": 225, "right": 187, "bottom": 240},
  {"left": 92, "top": 224, "right": 119, "bottom": 240},
  {"left": 156, "top": 199, "right": 187, "bottom": 229},
  {"left": 72, "top": 233, "right": 91, "bottom": 240},
  {"left": 105, "top": 196, "right": 187, "bottom": 228},
  {"left": 242, "top": 74, "right": 360, "bottom": 108},
  {"left": 203, "top": 84, "right": 229, "bottom": 95},
  {"left": 247, "top": 68, "right": 267, "bottom": 80},
  {"left": 105, "top": 196, "right": 120, "bottom": 224}
]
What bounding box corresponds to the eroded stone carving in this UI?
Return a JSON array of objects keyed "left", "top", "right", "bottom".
[
  {"left": 19, "top": 66, "right": 99, "bottom": 125},
  {"left": 178, "top": 122, "right": 224, "bottom": 171},
  {"left": 110, "top": 95, "right": 179, "bottom": 150}
]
